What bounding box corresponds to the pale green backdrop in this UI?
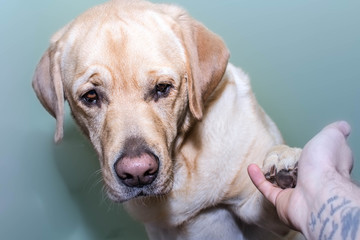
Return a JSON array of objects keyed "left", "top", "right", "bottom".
[{"left": 1, "top": 0, "right": 359, "bottom": 239}]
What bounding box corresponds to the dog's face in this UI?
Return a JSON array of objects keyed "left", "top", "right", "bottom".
[{"left": 32, "top": 0, "right": 229, "bottom": 202}]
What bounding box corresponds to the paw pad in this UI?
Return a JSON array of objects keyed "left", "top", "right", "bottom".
[{"left": 264, "top": 163, "right": 298, "bottom": 189}]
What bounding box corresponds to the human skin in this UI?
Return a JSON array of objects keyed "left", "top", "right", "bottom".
[{"left": 248, "top": 121, "right": 360, "bottom": 240}]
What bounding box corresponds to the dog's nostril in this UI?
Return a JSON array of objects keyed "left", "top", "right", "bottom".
[
  {"left": 144, "top": 169, "right": 155, "bottom": 176},
  {"left": 122, "top": 173, "right": 134, "bottom": 180},
  {"left": 115, "top": 152, "right": 159, "bottom": 188}
]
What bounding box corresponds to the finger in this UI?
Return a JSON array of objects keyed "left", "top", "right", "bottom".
[
  {"left": 247, "top": 164, "right": 283, "bottom": 206},
  {"left": 322, "top": 121, "right": 353, "bottom": 174}
]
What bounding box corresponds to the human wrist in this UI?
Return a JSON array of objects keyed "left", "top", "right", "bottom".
[{"left": 302, "top": 174, "right": 360, "bottom": 239}]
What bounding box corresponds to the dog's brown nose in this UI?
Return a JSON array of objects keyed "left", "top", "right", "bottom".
[{"left": 115, "top": 153, "right": 159, "bottom": 187}]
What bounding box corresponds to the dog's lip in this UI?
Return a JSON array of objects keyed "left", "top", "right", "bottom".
[
  {"left": 107, "top": 185, "right": 164, "bottom": 202},
  {"left": 136, "top": 191, "right": 147, "bottom": 197},
  {"left": 128, "top": 187, "right": 166, "bottom": 199},
  {"left": 109, "top": 181, "right": 173, "bottom": 202}
]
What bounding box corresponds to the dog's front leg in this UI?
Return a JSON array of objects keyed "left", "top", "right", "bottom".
[
  {"left": 228, "top": 145, "right": 303, "bottom": 239},
  {"left": 252, "top": 144, "right": 303, "bottom": 239}
]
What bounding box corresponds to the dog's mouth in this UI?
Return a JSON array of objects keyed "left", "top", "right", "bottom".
[{"left": 105, "top": 181, "right": 171, "bottom": 203}]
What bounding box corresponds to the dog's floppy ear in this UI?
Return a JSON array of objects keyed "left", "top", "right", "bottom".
[
  {"left": 32, "top": 46, "right": 64, "bottom": 143},
  {"left": 175, "top": 11, "right": 230, "bottom": 120}
]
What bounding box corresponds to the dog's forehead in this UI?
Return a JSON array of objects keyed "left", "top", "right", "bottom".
[{"left": 63, "top": 3, "right": 186, "bottom": 84}]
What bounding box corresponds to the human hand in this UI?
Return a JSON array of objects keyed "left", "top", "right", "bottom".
[{"left": 248, "top": 121, "right": 353, "bottom": 234}]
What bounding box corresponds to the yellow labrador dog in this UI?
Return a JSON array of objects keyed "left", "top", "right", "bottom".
[{"left": 33, "top": 0, "right": 304, "bottom": 239}]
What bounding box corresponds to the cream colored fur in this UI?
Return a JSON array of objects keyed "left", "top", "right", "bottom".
[{"left": 33, "top": 0, "right": 304, "bottom": 239}]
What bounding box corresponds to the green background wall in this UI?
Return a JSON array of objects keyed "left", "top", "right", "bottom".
[{"left": 1, "top": 0, "right": 359, "bottom": 239}]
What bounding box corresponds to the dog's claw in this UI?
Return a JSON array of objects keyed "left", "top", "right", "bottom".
[{"left": 265, "top": 163, "right": 298, "bottom": 189}]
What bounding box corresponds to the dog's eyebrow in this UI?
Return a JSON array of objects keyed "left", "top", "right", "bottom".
[
  {"left": 148, "top": 68, "right": 180, "bottom": 81},
  {"left": 72, "top": 65, "right": 112, "bottom": 93}
]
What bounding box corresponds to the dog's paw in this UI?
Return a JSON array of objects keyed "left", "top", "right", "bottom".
[{"left": 263, "top": 145, "right": 302, "bottom": 189}]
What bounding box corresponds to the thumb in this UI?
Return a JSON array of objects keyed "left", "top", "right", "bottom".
[{"left": 247, "top": 164, "right": 282, "bottom": 206}]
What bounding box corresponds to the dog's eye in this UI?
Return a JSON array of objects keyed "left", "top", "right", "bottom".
[
  {"left": 82, "top": 90, "right": 99, "bottom": 105},
  {"left": 154, "top": 83, "right": 172, "bottom": 100}
]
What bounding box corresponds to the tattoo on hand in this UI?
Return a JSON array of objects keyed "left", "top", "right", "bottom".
[{"left": 309, "top": 195, "right": 360, "bottom": 240}]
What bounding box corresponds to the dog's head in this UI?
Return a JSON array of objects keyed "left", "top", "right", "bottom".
[{"left": 32, "top": 0, "right": 229, "bottom": 202}]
